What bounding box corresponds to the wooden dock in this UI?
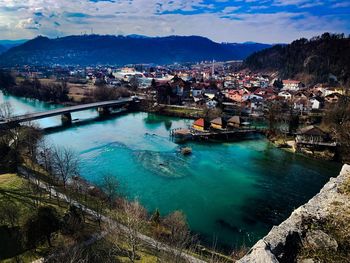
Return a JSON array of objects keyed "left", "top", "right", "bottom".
[{"left": 170, "top": 127, "right": 266, "bottom": 142}]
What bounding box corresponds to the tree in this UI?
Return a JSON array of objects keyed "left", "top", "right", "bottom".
[
  {"left": 163, "top": 211, "right": 195, "bottom": 262},
  {"left": 273, "top": 79, "right": 283, "bottom": 90},
  {"left": 37, "top": 140, "right": 54, "bottom": 176},
  {"left": 61, "top": 205, "right": 84, "bottom": 235},
  {"left": 0, "top": 70, "right": 15, "bottom": 90},
  {"left": 123, "top": 199, "right": 147, "bottom": 263},
  {"left": 0, "top": 103, "right": 41, "bottom": 173},
  {"left": 0, "top": 201, "right": 20, "bottom": 228},
  {"left": 129, "top": 76, "right": 139, "bottom": 91},
  {"left": 100, "top": 173, "right": 119, "bottom": 208},
  {"left": 51, "top": 147, "right": 79, "bottom": 188},
  {"left": 151, "top": 209, "right": 161, "bottom": 226},
  {"left": 45, "top": 245, "right": 89, "bottom": 263},
  {"left": 204, "top": 107, "right": 222, "bottom": 121},
  {"left": 151, "top": 78, "right": 156, "bottom": 88},
  {"left": 323, "top": 96, "right": 350, "bottom": 162},
  {"left": 266, "top": 101, "right": 282, "bottom": 135},
  {"left": 24, "top": 206, "right": 61, "bottom": 248}
]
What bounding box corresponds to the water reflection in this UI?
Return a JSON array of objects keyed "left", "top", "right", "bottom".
[{"left": 143, "top": 113, "right": 173, "bottom": 130}]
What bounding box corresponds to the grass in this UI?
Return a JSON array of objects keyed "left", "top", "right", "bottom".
[
  {"left": 158, "top": 105, "right": 204, "bottom": 118},
  {"left": 0, "top": 173, "right": 23, "bottom": 189}
]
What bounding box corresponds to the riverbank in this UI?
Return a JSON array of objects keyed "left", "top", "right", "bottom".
[
  {"left": 0, "top": 91, "right": 343, "bottom": 253},
  {"left": 238, "top": 164, "right": 350, "bottom": 262}
]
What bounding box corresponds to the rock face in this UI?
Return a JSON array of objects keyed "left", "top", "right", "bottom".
[{"left": 237, "top": 164, "right": 350, "bottom": 263}]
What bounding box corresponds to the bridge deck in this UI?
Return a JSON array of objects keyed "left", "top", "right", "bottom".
[{"left": 0, "top": 98, "right": 133, "bottom": 125}]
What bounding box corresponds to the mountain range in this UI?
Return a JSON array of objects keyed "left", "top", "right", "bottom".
[
  {"left": 0, "top": 35, "right": 271, "bottom": 66},
  {"left": 0, "top": 40, "right": 28, "bottom": 54}
]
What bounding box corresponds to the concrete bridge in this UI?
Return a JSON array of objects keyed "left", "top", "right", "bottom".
[{"left": 0, "top": 98, "right": 134, "bottom": 128}]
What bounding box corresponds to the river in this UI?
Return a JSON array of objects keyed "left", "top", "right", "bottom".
[{"left": 0, "top": 91, "right": 341, "bottom": 250}]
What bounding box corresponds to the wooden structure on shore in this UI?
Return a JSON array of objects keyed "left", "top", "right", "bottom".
[
  {"left": 170, "top": 127, "right": 266, "bottom": 142},
  {"left": 295, "top": 125, "right": 337, "bottom": 150}
]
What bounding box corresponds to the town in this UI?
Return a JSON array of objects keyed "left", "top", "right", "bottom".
[{"left": 3, "top": 60, "right": 346, "bottom": 160}]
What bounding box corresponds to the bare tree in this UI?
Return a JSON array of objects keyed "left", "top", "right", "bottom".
[
  {"left": 37, "top": 140, "right": 54, "bottom": 176},
  {"left": 105, "top": 215, "right": 123, "bottom": 257},
  {"left": 163, "top": 210, "right": 195, "bottom": 262},
  {"left": 123, "top": 199, "right": 147, "bottom": 263},
  {"left": 51, "top": 147, "right": 79, "bottom": 188},
  {"left": 0, "top": 102, "right": 42, "bottom": 172},
  {"left": 100, "top": 173, "right": 119, "bottom": 208},
  {"left": 129, "top": 76, "right": 139, "bottom": 91}
]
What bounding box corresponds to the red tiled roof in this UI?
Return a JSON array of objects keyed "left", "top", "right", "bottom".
[{"left": 193, "top": 118, "right": 205, "bottom": 127}]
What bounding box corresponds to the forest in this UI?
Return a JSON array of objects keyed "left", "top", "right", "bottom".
[{"left": 244, "top": 33, "right": 350, "bottom": 87}]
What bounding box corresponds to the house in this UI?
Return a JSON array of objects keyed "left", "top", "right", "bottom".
[
  {"left": 325, "top": 93, "right": 341, "bottom": 104},
  {"left": 227, "top": 116, "right": 242, "bottom": 128},
  {"left": 210, "top": 117, "right": 226, "bottom": 130},
  {"left": 309, "top": 98, "right": 322, "bottom": 110},
  {"left": 282, "top": 80, "right": 302, "bottom": 91},
  {"left": 278, "top": 91, "right": 292, "bottom": 100},
  {"left": 191, "top": 88, "right": 203, "bottom": 97},
  {"left": 192, "top": 118, "right": 209, "bottom": 131},
  {"left": 296, "top": 126, "right": 328, "bottom": 144},
  {"left": 226, "top": 88, "right": 250, "bottom": 103},
  {"left": 206, "top": 100, "right": 218, "bottom": 109},
  {"left": 293, "top": 98, "right": 310, "bottom": 112},
  {"left": 324, "top": 87, "right": 345, "bottom": 96},
  {"left": 204, "top": 90, "right": 217, "bottom": 100}
]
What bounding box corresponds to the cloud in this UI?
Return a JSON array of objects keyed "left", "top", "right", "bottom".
[
  {"left": 16, "top": 18, "right": 41, "bottom": 30},
  {"left": 0, "top": 0, "right": 348, "bottom": 42}
]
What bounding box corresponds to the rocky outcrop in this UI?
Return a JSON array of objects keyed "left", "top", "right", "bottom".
[{"left": 237, "top": 164, "right": 350, "bottom": 263}]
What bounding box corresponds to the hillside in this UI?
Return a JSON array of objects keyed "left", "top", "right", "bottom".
[
  {"left": 0, "top": 35, "right": 271, "bottom": 66},
  {"left": 0, "top": 44, "right": 6, "bottom": 54},
  {"left": 244, "top": 33, "right": 350, "bottom": 86}
]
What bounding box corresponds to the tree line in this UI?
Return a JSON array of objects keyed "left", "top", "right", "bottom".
[{"left": 0, "top": 73, "right": 70, "bottom": 103}]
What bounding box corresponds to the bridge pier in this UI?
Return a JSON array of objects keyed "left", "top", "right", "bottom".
[
  {"left": 97, "top": 107, "right": 111, "bottom": 116},
  {"left": 61, "top": 113, "right": 72, "bottom": 125}
]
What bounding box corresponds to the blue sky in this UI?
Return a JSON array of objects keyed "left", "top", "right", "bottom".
[{"left": 0, "top": 0, "right": 349, "bottom": 43}]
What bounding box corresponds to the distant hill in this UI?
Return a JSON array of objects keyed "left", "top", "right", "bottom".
[
  {"left": 244, "top": 33, "right": 350, "bottom": 86},
  {"left": 0, "top": 44, "right": 6, "bottom": 54},
  {"left": 0, "top": 39, "right": 28, "bottom": 50},
  {"left": 0, "top": 35, "right": 271, "bottom": 66},
  {"left": 222, "top": 42, "right": 272, "bottom": 60},
  {"left": 0, "top": 39, "right": 28, "bottom": 54}
]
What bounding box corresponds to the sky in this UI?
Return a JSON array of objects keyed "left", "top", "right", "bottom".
[{"left": 0, "top": 0, "right": 349, "bottom": 43}]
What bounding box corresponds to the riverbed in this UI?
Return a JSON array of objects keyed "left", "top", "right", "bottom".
[{"left": 0, "top": 92, "right": 341, "bottom": 250}]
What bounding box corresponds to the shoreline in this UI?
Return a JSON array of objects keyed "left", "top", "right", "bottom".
[{"left": 2, "top": 90, "right": 339, "bottom": 163}]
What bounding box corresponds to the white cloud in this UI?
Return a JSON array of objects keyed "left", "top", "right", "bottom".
[{"left": 0, "top": 0, "right": 348, "bottom": 42}]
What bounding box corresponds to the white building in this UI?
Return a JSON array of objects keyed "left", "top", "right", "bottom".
[
  {"left": 310, "top": 98, "right": 321, "bottom": 109},
  {"left": 278, "top": 91, "right": 292, "bottom": 100},
  {"left": 282, "top": 80, "right": 302, "bottom": 91}
]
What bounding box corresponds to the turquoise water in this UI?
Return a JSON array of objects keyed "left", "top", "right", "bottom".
[{"left": 0, "top": 92, "right": 341, "bottom": 249}]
